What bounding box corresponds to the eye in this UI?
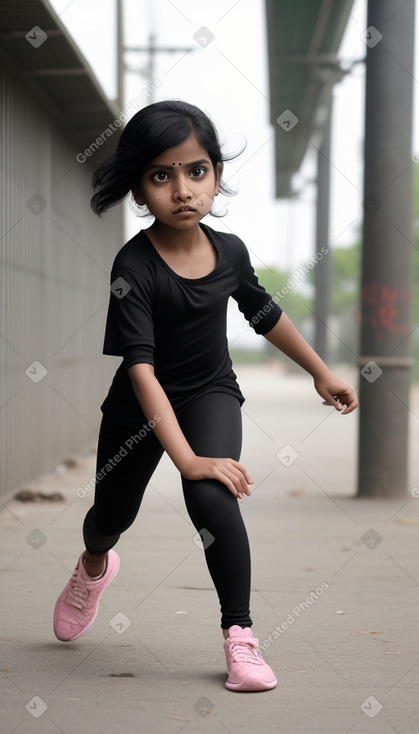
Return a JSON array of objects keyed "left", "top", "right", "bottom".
[
  {"left": 190, "top": 166, "right": 206, "bottom": 178},
  {"left": 152, "top": 170, "right": 169, "bottom": 182}
]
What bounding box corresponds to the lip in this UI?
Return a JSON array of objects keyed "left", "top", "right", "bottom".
[{"left": 174, "top": 206, "right": 196, "bottom": 214}]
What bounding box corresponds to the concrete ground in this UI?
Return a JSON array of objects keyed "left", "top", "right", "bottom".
[{"left": 1, "top": 365, "right": 419, "bottom": 734}]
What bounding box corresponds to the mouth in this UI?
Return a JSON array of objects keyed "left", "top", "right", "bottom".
[{"left": 174, "top": 206, "right": 196, "bottom": 213}]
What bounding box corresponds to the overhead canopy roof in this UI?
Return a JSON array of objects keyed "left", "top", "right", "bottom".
[
  {"left": 0, "top": 0, "right": 119, "bottom": 151},
  {"left": 265, "top": 0, "right": 356, "bottom": 198}
]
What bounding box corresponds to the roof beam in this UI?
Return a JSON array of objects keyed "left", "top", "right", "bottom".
[
  {"left": 307, "top": 0, "right": 335, "bottom": 55},
  {"left": 275, "top": 53, "right": 340, "bottom": 65}
]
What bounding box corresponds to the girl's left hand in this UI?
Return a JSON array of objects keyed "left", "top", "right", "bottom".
[{"left": 314, "top": 372, "right": 359, "bottom": 415}]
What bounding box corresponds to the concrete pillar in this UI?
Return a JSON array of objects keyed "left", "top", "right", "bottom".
[{"left": 357, "top": 0, "right": 415, "bottom": 497}]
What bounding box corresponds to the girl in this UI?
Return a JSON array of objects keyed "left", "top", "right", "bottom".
[{"left": 53, "top": 100, "right": 358, "bottom": 692}]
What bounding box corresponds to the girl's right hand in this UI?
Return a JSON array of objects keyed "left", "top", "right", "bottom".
[{"left": 181, "top": 456, "right": 253, "bottom": 499}]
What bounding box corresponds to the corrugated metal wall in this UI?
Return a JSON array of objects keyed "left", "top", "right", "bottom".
[{"left": 1, "top": 59, "right": 123, "bottom": 501}]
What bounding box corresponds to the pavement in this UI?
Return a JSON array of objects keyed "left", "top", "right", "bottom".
[{"left": 1, "top": 364, "right": 419, "bottom": 734}]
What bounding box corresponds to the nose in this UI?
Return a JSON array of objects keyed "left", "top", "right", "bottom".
[{"left": 172, "top": 172, "right": 193, "bottom": 202}]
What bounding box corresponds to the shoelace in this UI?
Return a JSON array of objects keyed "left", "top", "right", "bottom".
[
  {"left": 66, "top": 569, "right": 92, "bottom": 611},
  {"left": 228, "top": 635, "right": 264, "bottom": 666}
]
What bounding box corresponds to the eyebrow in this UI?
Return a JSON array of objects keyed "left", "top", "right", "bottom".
[{"left": 145, "top": 158, "right": 211, "bottom": 172}]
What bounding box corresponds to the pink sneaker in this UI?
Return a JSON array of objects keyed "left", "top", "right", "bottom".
[
  {"left": 223, "top": 625, "right": 277, "bottom": 692},
  {"left": 53, "top": 550, "right": 120, "bottom": 641}
]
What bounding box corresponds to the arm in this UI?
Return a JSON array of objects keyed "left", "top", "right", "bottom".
[
  {"left": 127, "top": 363, "right": 253, "bottom": 497},
  {"left": 263, "top": 313, "right": 358, "bottom": 414}
]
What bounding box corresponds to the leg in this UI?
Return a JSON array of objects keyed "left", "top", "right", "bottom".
[
  {"left": 82, "top": 412, "right": 164, "bottom": 559},
  {"left": 53, "top": 413, "right": 164, "bottom": 641},
  {"left": 179, "top": 395, "right": 277, "bottom": 692},
  {"left": 83, "top": 551, "right": 107, "bottom": 579},
  {"left": 178, "top": 393, "right": 252, "bottom": 632}
]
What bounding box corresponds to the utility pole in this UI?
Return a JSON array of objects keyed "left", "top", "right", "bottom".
[
  {"left": 124, "top": 34, "right": 195, "bottom": 101},
  {"left": 313, "top": 96, "right": 332, "bottom": 362},
  {"left": 116, "top": 0, "right": 195, "bottom": 107},
  {"left": 116, "top": 0, "right": 124, "bottom": 108},
  {"left": 357, "top": 0, "right": 415, "bottom": 497}
]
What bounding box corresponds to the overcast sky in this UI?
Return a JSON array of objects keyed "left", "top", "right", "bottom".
[{"left": 49, "top": 0, "right": 419, "bottom": 277}]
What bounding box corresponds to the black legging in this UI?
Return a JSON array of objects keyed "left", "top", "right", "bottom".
[{"left": 83, "top": 392, "right": 252, "bottom": 629}]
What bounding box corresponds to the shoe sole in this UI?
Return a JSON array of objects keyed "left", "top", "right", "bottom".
[
  {"left": 53, "top": 553, "right": 120, "bottom": 642},
  {"left": 225, "top": 675, "right": 277, "bottom": 692}
]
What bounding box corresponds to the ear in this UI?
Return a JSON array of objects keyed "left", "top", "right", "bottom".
[{"left": 132, "top": 187, "right": 145, "bottom": 206}]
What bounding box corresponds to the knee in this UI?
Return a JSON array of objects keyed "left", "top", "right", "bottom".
[
  {"left": 183, "top": 476, "right": 235, "bottom": 505},
  {"left": 84, "top": 505, "right": 133, "bottom": 538},
  {"left": 183, "top": 478, "right": 240, "bottom": 528}
]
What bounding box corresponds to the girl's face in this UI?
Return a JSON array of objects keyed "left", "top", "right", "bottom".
[{"left": 135, "top": 133, "right": 221, "bottom": 229}]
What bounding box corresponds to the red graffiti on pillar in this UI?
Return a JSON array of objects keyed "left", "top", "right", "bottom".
[{"left": 362, "top": 283, "right": 409, "bottom": 340}]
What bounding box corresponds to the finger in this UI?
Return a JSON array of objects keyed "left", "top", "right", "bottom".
[
  {"left": 215, "top": 471, "right": 240, "bottom": 497},
  {"left": 228, "top": 467, "right": 252, "bottom": 495},
  {"left": 322, "top": 395, "right": 342, "bottom": 409},
  {"left": 234, "top": 467, "right": 253, "bottom": 494},
  {"left": 340, "top": 398, "right": 358, "bottom": 414},
  {"left": 336, "top": 389, "right": 358, "bottom": 414},
  {"left": 214, "top": 466, "right": 249, "bottom": 498},
  {"left": 323, "top": 396, "right": 357, "bottom": 414},
  {"left": 223, "top": 466, "right": 252, "bottom": 496},
  {"left": 230, "top": 460, "right": 254, "bottom": 485}
]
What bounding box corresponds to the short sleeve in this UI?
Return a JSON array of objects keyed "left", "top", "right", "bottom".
[
  {"left": 102, "top": 266, "right": 155, "bottom": 370},
  {"left": 231, "top": 242, "right": 283, "bottom": 335}
]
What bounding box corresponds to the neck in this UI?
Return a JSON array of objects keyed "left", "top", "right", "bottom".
[{"left": 145, "top": 220, "right": 204, "bottom": 252}]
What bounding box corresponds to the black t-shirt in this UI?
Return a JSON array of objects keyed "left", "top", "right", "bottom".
[{"left": 101, "top": 223, "right": 282, "bottom": 426}]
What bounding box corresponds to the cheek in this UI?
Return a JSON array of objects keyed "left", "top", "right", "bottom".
[{"left": 192, "top": 193, "right": 213, "bottom": 215}]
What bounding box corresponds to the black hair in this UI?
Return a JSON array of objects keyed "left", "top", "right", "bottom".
[{"left": 91, "top": 99, "right": 244, "bottom": 217}]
